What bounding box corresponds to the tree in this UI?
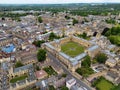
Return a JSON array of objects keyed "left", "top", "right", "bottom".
[
  {"left": 95, "top": 53, "right": 107, "bottom": 64},
  {"left": 111, "top": 84, "right": 120, "bottom": 90},
  {"left": 65, "top": 15, "right": 70, "bottom": 19},
  {"left": 49, "top": 85, "right": 55, "bottom": 90},
  {"left": 61, "top": 86, "right": 69, "bottom": 90},
  {"left": 62, "top": 73, "right": 67, "bottom": 77},
  {"left": 2, "top": 17, "right": 5, "bottom": 20},
  {"left": 15, "top": 61, "right": 24, "bottom": 68},
  {"left": 49, "top": 32, "right": 60, "bottom": 41},
  {"left": 73, "top": 18, "right": 78, "bottom": 25},
  {"left": 82, "top": 32, "right": 87, "bottom": 39},
  {"left": 15, "top": 17, "right": 21, "bottom": 22},
  {"left": 36, "top": 66, "right": 40, "bottom": 70},
  {"left": 81, "top": 55, "right": 91, "bottom": 67},
  {"left": 76, "top": 67, "right": 94, "bottom": 77},
  {"left": 32, "top": 40, "right": 45, "bottom": 47},
  {"left": 77, "top": 32, "right": 90, "bottom": 40},
  {"left": 104, "top": 26, "right": 120, "bottom": 46},
  {"left": 38, "top": 16, "right": 43, "bottom": 23},
  {"left": 37, "top": 49, "right": 46, "bottom": 62},
  {"left": 105, "top": 19, "right": 116, "bottom": 24}
]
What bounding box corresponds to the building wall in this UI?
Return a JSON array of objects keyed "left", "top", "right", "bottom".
[
  {"left": 105, "top": 61, "right": 116, "bottom": 67},
  {"left": 8, "top": 68, "right": 28, "bottom": 78},
  {"left": 0, "top": 38, "right": 13, "bottom": 47},
  {"left": 44, "top": 36, "right": 99, "bottom": 72},
  {"left": 87, "top": 48, "right": 100, "bottom": 58},
  {"left": 10, "top": 80, "right": 36, "bottom": 90}
]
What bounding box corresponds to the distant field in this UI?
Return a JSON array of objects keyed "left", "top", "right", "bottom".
[
  {"left": 96, "top": 78, "right": 115, "bottom": 90},
  {"left": 61, "top": 41, "right": 84, "bottom": 57}
]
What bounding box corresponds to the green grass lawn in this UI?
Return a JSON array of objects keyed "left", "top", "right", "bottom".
[
  {"left": 43, "top": 66, "right": 57, "bottom": 76},
  {"left": 10, "top": 74, "right": 28, "bottom": 83},
  {"left": 95, "top": 77, "right": 115, "bottom": 90},
  {"left": 61, "top": 41, "right": 85, "bottom": 57}
]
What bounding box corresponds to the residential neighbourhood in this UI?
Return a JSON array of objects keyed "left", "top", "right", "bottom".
[{"left": 0, "top": 3, "right": 120, "bottom": 90}]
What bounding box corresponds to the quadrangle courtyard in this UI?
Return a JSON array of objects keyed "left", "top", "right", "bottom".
[{"left": 61, "top": 41, "right": 85, "bottom": 57}]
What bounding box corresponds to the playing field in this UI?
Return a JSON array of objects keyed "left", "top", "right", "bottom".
[
  {"left": 61, "top": 41, "right": 85, "bottom": 57},
  {"left": 96, "top": 78, "right": 115, "bottom": 90}
]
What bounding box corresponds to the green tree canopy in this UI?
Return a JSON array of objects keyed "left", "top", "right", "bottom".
[
  {"left": 49, "top": 85, "right": 55, "bottom": 90},
  {"left": 105, "top": 19, "right": 116, "bottom": 24},
  {"left": 105, "top": 26, "right": 120, "bottom": 46},
  {"left": 95, "top": 53, "right": 107, "bottom": 64},
  {"left": 65, "top": 15, "right": 70, "bottom": 19},
  {"left": 38, "top": 16, "right": 43, "bottom": 23},
  {"left": 32, "top": 40, "right": 45, "bottom": 47},
  {"left": 76, "top": 67, "right": 94, "bottom": 77},
  {"left": 49, "top": 32, "right": 60, "bottom": 41},
  {"left": 37, "top": 49, "right": 46, "bottom": 62},
  {"left": 81, "top": 55, "right": 91, "bottom": 67},
  {"left": 111, "top": 84, "right": 120, "bottom": 90},
  {"left": 77, "top": 32, "right": 90, "bottom": 40},
  {"left": 61, "top": 86, "right": 69, "bottom": 90},
  {"left": 73, "top": 18, "right": 78, "bottom": 25},
  {"left": 15, "top": 61, "right": 24, "bottom": 68}
]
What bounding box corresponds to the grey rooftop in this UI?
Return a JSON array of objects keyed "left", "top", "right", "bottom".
[{"left": 13, "top": 64, "right": 33, "bottom": 73}]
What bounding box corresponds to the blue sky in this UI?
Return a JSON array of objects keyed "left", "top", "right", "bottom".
[{"left": 0, "top": 0, "right": 120, "bottom": 4}]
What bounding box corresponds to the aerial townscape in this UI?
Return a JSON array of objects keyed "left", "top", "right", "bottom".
[{"left": 0, "top": 1, "right": 120, "bottom": 90}]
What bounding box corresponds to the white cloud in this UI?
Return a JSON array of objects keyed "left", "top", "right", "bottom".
[{"left": 0, "top": 0, "right": 120, "bottom": 4}]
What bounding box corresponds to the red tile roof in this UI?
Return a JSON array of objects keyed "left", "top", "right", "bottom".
[{"left": 35, "top": 70, "right": 47, "bottom": 79}]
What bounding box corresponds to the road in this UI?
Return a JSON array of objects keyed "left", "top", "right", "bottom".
[{"left": 47, "top": 52, "right": 92, "bottom": 90}]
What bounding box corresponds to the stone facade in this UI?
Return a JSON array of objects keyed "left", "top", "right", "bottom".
[{"left": 43, "top": 36, "right": 100, "bottom": 72}]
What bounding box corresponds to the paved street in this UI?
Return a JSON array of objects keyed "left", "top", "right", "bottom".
[{"left": 47, "top": 52, "right": 92, "bottom": 90}]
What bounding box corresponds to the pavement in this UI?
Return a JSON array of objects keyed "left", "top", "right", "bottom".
[{"left": 47, "top": 52, "right": 92, "bottom": 90}]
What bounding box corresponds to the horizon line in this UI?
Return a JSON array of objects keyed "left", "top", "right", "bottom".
[{"left": 0, "top": 2, "right": 120, "bottom": 5}]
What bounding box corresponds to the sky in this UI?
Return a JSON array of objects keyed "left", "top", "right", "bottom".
[{"left": 0, "top": 0, "right": 120, "bottom": 4}]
